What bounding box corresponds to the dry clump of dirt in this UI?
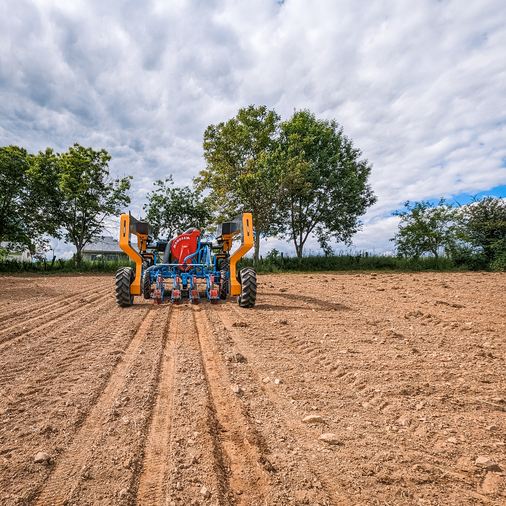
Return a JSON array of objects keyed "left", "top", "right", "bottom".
[{"left": 0, "top": 272, "right": 505, "bottom": 505}]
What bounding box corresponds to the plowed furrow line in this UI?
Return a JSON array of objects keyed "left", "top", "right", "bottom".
[
  {"left": 217, "top": 305, "right": 343, "bottom": 504},
  {"left": 0, "top": 293, "right": 112, "bottom": 351},
  {"left": 193, "top": 305, "right": 272, "bottom": 505},
  {"left": 0, "top": 283, "right": 109, "bottom": 322},
  {"left": 0, "top": 299, "right": 129, "bottom": 390},
  {"left": 33, "top": 308, "right": 156, "bottom": 506},
  {"left": 135, "top": 307, "right": 178, "bottom": 505},
  {"left": 0, "top": 286, "right": 111, "bottom": 334}
]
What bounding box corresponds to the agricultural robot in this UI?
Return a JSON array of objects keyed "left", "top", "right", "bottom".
[{"left": 115, "top": 213, "right": 257, "bottom": 308}]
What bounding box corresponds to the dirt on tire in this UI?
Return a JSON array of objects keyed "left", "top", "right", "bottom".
[{"left": 0, "top": 272, "right": 505, "bottom": 505}]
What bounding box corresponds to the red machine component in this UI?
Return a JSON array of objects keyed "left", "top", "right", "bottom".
[
  {"left": 153, "top": 273, "right": 163, "bottom": 304},
  {"left": 171, "top": 230, "right": 200, "bottom": 271}
]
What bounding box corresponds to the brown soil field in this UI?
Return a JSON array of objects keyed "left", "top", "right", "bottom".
[{"left": 0, "top": 272, "right": 505, "bottom": 506}]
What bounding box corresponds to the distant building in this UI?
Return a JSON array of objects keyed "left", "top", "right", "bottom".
[
  {"left": 0, "top": 242, "right": 32, "bottom": 262},
  {"left": 81, "top": 236, "right": 129, "bottom": 262}
]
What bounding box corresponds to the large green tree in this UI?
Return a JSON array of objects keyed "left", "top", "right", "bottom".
[
  {"left": 390, "top": 199, "right": 458, "bottom": 259},
  {"left": 29, "top": 144, "right": 131, "bottom": 263},
  {"left": 195, "top": 105, "right": 281, "bottom": 262},
  {"left": 458, "top": 196, "right": 506, "bottom": 260},
  {"left": 143, "top": 176, "right": 212, "bottom": 239},
  {"left": 0, "top": 146, "right": 31, "bottom": 247},
  {"left": 271, "top": 110, "right": 377, "bottom": 258}
]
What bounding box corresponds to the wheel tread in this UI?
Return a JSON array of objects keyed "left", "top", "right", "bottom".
[
  {"left": 116, "top": 267, "right": 134, "bottom": 307},
  {"left": 238, "top": 267, "right": 257, "bottom": 308}
]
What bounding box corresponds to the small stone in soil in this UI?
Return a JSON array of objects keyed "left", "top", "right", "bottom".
[
  {"left": 262, "top": 377, "right": 271, "bottom": 383},
  {"left": 231, "top": 384, "right": 240, "bottom": 393},
  {"left": 34, "top": 451, "right": 50, "bottom": 463},
  {"left": 475, "top": 456, "right": 502, "bottom": 471},
  {"left": 274, "top": 378, "right": 282, "bottom": 385},
  {"left": 319, "top": 433, "right": 342, "bottom": 445},
  {"left": 487, "top": 425, "right": 499, "bottom": 431},
  {"left": 200, "top": 486, "right": 211, "bottom": 499},
  {"left": 303, "top": 415, "right": 324, "bottom": 424}
]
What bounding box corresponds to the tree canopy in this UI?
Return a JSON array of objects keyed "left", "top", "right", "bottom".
[
  {"left": 458, "top": 196, "right": 506, "bottom": 260},
  {"left": 270, "top": 110, "right": 377, "bottom": 258},
  {"left": 29, "top": 144, "right": 131, "bottom": 262},
  {"left": 195, "top": 105, "right": 281, "bottom": 261},
  {"left": 143, "top": 176, "right": 211, "bottom": 239},
  {"left": 0, "top": 146, "right": 31, "bottom": 247},
  {"left": 390, "top": 199, "right": 458, "bottom": 259}
]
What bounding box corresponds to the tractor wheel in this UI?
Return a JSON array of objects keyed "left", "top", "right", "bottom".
[
  {"left": 116, "top": 267, "right": 134, "bottom": 307},
  {"left": 219, "top": 259, "right": 230, "bottom": 300},
  {"left": 142, "top": 258, "right": 153, "bottom": 270},
  {"left": 237, "top": 267, "right": 257, "bottom": 308},
  {"left": 142, "top": 271, "right": 152, "bottom": 299}
]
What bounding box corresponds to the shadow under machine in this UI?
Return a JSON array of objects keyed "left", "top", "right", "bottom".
[{"left": 115, "top": 213, "right": 257, "bottom": 308}]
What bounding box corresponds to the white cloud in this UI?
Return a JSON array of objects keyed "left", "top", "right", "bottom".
[{"left": 1, "top": 0, "right": 505, "bottom": 256}]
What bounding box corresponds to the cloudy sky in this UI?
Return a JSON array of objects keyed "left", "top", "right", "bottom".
[{"left": 1, "top": 0, "right": 505, "bottom": 257}]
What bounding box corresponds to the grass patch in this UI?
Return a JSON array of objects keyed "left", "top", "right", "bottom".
[
  {"left": 0, "top": 259, "right": 135, "bottom": 274},
  {"left": 238, "top": 253, "right": 476, "bottom": 273}
]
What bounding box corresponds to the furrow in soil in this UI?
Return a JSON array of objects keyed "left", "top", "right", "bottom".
[
  {"left": 0, "top": 287, "right": 111, "bottom": 342},
  {"left": 215, "top": 304, "right": 341, "bottom": 505},
  {"left": 0, "top": 277, "right": 108, "bottom": 316},
  {"left": 0, "top": 301, "right": 154, "bottom": 504},
  {"left": 193, "top": 304, "right": 278, "bottom": 506},
  {"left": 135, "top": 305, "right": 178, "bottom": 505},
  {"left": 33, "top": 307, "right": 158, "bottom": 506},
  {"left": 138, "top": 304, "right": 232, "bottom": 506},
  {"left": 0, "top": 283, "right": 110, "bottom": 324}
]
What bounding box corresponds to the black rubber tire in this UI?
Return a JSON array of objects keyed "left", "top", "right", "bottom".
[
  {"left": 116, "top": 267, "right": 134, "bottom": 307},
  {"left": 142, "top": 271, "right": 152, "bottom": 299},
  {"left": 142, "top": 258, "right": 153, "bottom": 270},
  {"left": 219, "top": 259, "right": 230, "bottom": 300},
  {"left": 237, "top": 267, "right": 257, "bottom": 308}
]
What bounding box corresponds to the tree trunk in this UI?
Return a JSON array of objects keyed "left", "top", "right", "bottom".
[
  {"left": 294, "top": 241, "right": 303, "bottom": 264},
  {"left": 75, "top": 248, "right": 82, "bottom": 265},
  {"left": 253, "top": 234, "right": 260, "bottom": 267}
]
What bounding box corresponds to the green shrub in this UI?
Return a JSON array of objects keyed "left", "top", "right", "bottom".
[
  {"left": 237, "top": 251, "right": 459, "bottom": 273},
  {"left": 0, "top": 258, "right": 135, "bottom": 274}
]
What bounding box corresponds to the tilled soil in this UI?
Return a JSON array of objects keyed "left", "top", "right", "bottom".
[{"left": 0, "top": 272, "right": 505, "bottom": 506}]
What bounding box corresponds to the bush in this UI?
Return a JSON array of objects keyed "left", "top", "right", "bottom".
[
  {"left": 237, "top": 251, "right": 459, "bottom": 273},
  {"left": 0, "top": 258, "right": 135, "bottom": 274},
  {"left": 447, "top": 245, "right": 488, "bottom": 271}
]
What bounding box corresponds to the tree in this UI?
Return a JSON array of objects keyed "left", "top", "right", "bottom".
[
  {"left": 195, "top": 105, "right": 281, "bottom": 262},
  {"left": 271, "top": 110, "right": 376, "bottom": 259},
  {"left": 390, "top": 199, "right": 457, "bottom": 258},
  {"left": 458, "top": 196, "right": 506, "bottom": 260},
  {"left": 143, "top": 176, "right": 212, "bottom": 239},
  {"left": 29, "top": 144, "right": 132, "bottom": 263},
  {"left": 0, "top": 146, "right": 31, "bottom": 247}
]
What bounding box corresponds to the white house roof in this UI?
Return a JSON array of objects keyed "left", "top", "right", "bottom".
[
  {"left": 82, "top": 236, "right": 124, "bottom": 253},
  {"left": 1, "top": 241, "right": 29, "bottom": 252}
]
